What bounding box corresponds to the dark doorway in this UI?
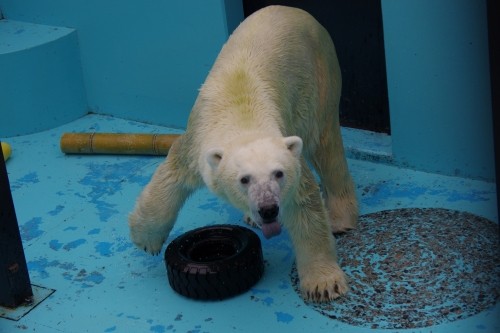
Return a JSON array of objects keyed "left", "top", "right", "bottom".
[{"left": 243, "top": 0, "right": 391, "bottom": 134}]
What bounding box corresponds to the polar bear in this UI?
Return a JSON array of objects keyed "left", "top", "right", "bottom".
[{"left": 129, "top": 5, "right": 358, "bottom": 302}]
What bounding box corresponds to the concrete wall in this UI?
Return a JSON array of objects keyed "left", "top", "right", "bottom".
[
  {"left": 0, "top": 21, "right": 88, "bottom": 136},
  {"left": 382, "top": 0, "right": 494, "bottom": 180},
  {"left": 1, "top": 0, "right": 244, "bottom": 128}
]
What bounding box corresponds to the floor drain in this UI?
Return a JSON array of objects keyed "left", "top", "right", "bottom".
[{"left": 290, "top": 208, "right": 500, "bottom": 329}]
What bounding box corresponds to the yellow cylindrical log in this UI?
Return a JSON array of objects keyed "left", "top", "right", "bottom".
[
  {"left": 60, "top": 133, "right": 180, "bottom": 155},
  {"left": 1, "top": 142, "right": 12, "bottom": 161}
]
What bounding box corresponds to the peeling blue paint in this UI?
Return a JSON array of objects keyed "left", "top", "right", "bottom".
[
  {"left": 95, "top": 242, "right": 113, "bottom": 256},
  {"left": 74, "top": 192, "right": 86, "bottom": 199},
  {"left": 104, "top": 326, "right": 117, "bottom": 332},
  {"left": 27, "top": 257, "right": 106, "bottom": 288},
  {"left": 150, "top": 324, "right": 166, "bottom": 333},
  {"left": 88, "top": 228, "right": 101, "bottom": 235},
  {"left": 87, "top": 271, "right": 105, "bottom": 284},
  {"left": 27, "top": 259, "right": 56, "bottom": 279},
  {"left": 63, "top": 238, "right": 86, "bottom": 250},
  {"left": 21, "top": 217, "right": 44, "bottom": 241},
  {"left": 78, "top": 162, "right": 124, "bottom": 222},
  {"left": 74, "top": 270, "right": 105, "bottom": 286},
  {"left": 49, "top": 239, "right": 63, "bottom": 251},
  {"left": 126, "top": 315, "right": 140, "bottom": 320},
  {"left": 187, "top": 325, "right": 202, "bottom": 333},
  {"left": 93, "top": 239, "right": 131, "bottom": 256},
  {"left": 115, "top": 238, "right": 133, "bottom": 252},
  {"left": 59, "top": 262, "right": 78, "bottom": 270},
  {"left": 11, "top": 171, "right": 39, "bottom": 190},
  {"left": 275, "top": 312, "right": 294, "bottom": 324},
  {"left": 98, "top": 204, "right": 120, "bottom": 222},
  {"left": 48, "top": 204, "right": 65, "bottom": 216},
  {"left": 262, "top": 297, "right": 274, "bottom": 306}
]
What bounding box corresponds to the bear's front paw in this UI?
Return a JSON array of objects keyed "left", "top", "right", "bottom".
[
  {"left": 129, "top": 213, "right": 169, "bottom": 255},
  {"left": 130, "top": 229, "right": 166, "bottom": 255},
  {"left": 300, "top": 264, "right": 349, "bottom": 302}
]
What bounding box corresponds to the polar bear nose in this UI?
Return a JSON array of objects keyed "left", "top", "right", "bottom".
[{"left": 258, "top": 204, "right": 279, "bottom": 222}]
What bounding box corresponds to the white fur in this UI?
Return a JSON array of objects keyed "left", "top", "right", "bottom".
[{"left": 129, "top": 6, "right": 358, "bottom": 302}]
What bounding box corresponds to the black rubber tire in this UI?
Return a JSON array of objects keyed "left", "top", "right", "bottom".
[{"left": 165, "top": 224, "right": 264, "bottom": 300}]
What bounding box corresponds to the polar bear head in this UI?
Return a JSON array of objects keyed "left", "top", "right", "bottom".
[{"left": 204, "top": 136, "right": 303, "bottom": 238}]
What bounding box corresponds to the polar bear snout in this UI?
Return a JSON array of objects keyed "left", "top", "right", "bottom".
[
  {"left": 258, "top": 202, "right": 282, "bottom": 238},
  {"left": 247, "top": 181, "right": 283, "bottom": 239},
  {"left": 258, "top": 204, "right": 279, "bottom": 222},
  {"left": 248, "top": 181, "right": 280, "bottom": 218}
]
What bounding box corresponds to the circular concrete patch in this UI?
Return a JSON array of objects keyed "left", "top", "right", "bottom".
[{"left": 290, "top": 208, "right": 500, "bottom": 329}]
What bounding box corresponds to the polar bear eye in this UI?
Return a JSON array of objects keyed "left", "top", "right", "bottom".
[
  {"left": 274, "top": 170, "right": 284, "bottom": 179},
  {"left": 240, "top": 176, "right": 250, "bottom": 185}
]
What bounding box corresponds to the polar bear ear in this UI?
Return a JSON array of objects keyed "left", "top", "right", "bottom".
[
  {"left": 283, "top": 136, "right": 303, "bottom": 158},
  {"left": 206, "top": 148, "right": 224, "bottom": 169}
]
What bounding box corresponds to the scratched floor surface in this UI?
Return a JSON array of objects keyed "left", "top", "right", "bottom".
[{"left": 1, "top": 114, "right": 498, "bottom": 333}]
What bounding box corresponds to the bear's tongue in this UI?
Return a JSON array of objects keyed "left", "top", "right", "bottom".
[{"left": 262, "top": 221, "right": 281, "bottom": 239}]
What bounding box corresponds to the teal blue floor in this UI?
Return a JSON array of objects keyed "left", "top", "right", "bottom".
[{"left": 1, "top": 114, "right": 498, "bottom": 333}]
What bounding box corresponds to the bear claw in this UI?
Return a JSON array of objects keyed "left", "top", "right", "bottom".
[
  {"left": 304, "top": 284, "right": 344, "bottom": 302},
  {"left": 300, "top": 264, "right": 349, "bottom": 302}
]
